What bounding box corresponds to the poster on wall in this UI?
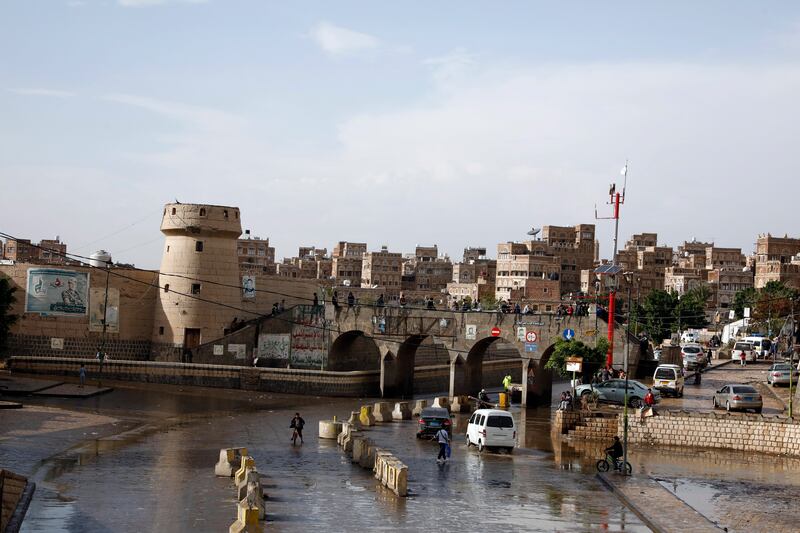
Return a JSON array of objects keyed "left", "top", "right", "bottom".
[
  {"left": 89, "top": 288, "right": 120, "bottom": 333},
  {"left": 291, "top": 307, "right": 326, "bottom": 368},
  {"left": 228, "top": 344, "right": 247, "bottom": 360},
  {"left": 257, "top": 333, "right": 290, "bottom": 359},
  {"left": 25, "top": 268, "right": 89, "bottom": 316},
  {"left": 242, "top": 275, "right": 256, "bottom": 299}
]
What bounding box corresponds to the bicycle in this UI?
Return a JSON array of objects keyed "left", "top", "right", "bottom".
[{"left": 596, "top": 453, "right": 632, "bottom": 475}]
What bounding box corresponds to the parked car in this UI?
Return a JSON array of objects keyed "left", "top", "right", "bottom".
[
  {"left": 681, "top": 344, "right": 706, "bottom": 370},
  {"left": 575, "top": 379, "right": 661, "bottom": 408},
  {"left": 416, "top": 407, "right": 452, "bottom": 439},
  {"left": 712, "top": 384, "right": 762, "bottom": 413},
  {"left": 466, "top": 409, "right": 516, "bottom": 452},
  {"left": 731, "top": 342, "right": 757, "bottom": 363},
  {"left": 766, "top": 363, "right": 799, "bottom": 386},
  {"left": 653, "top": 364, "right": 685, "bottom": 397}
]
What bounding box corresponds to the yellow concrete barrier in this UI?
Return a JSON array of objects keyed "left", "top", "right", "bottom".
[
  {"left": 235, "top": 456, "right": 256, "bottom": 486},
  {"left": 359, "top": 405, "right": 376, "bottom": 426},
  {"left": 498, "top": 392, "right": 509, "bottom": 408},
  {"left": 229, "top": 500, "right": 261, "bottom": 533},
  {"left": 215, "top": 447, "right": 248, "bottom": 477}
]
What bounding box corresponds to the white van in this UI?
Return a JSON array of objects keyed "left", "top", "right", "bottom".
[
  {"left": 743, "top": 336, "right": 771, "bottom": 358},
  {"left": 653, "top": 364, "right": 685, "bottom": 397},
  {"left": 681, "top": 331, "right": 699, "bottom": 344},
  {"left": 466, "top": 409, "right": 516, "bottom": 453}
]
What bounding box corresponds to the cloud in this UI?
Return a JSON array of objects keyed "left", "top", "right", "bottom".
[
  {"left": 8, "top": 87, "right": 74, "bottom": 98},
  {"left": 310, "top": 21, "right": 379, "bottom": 56}
]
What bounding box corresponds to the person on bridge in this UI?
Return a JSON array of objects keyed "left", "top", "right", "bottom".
[
  {"left": 347, "top": 292, "right": 355, "bottom": 308},
  {"left": 290, "top": 413, "right": 305, "bottom": 445},
  {"left": 435, "top": 427, "right": 450, "bottom": 463},
  {"left": 502, "top": 373, "right": 512, "bottom": 392},
  {"left": 377, "top": 293, "right": 385, "bottom": 308},
  {"left": 332, "top": 291, "right": 340, "bottom": 310}
]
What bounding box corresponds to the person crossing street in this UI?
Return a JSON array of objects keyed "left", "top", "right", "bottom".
[{"left": 435, "top": 426, "right": 450, "bottom": 463}]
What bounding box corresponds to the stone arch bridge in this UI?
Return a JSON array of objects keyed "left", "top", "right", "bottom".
[{"left": 196, "top": 304, "right": 638, "bottom": 406}]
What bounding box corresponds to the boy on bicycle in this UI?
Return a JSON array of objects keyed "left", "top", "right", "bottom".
[{"left": 605, "top": 436, "right": 623, "bottom": 469}]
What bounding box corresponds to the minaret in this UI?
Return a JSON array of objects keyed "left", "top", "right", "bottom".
[{"left": 152, "top": 203, "right": 242, "bottom": 354}]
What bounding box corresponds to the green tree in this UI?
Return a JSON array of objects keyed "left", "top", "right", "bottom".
[
  {"left": 544, "top": 338, "right": 609, "bottom": 377},
  {"left": 640, "top": 290, "right": 677, "bottom": 342},
  {"left": 0, "top": 277, "right": 18, "bottom": 355},
  {"left": 732, "top": 287, "right": 757, "bottom": 320}
]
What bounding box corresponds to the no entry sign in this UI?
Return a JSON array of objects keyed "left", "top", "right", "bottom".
[
  {"left": 525, "top": 331, "right": 538, "bottom": 343},
  {"left": 491, "top": 327, "right": 501, "bottom": 337}
]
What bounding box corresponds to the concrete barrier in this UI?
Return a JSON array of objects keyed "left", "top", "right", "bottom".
[
  {"left": 373, "top": 449, "right": 408, "bottom": 497},
  {"left": 359, "top": 405, "right": 376, "bottom": 426},
  {"left": 411, "top": 399, "right": 428, "bottom": 416},
  {"left": 342, "top": 426, "right": 361, "bottom": 455},
  {"left": 432, "top": 396, "right": 450, "bottom": 411},
  {"left": 392, "top": 402, "right": 412, "bottom": 420},
  {"left": 319, "top": 418, "right": 343, "bottom": 439},
  {"left": 359, "top": 442, "right": 378, "bottom": 470},
  {"left": 498, "top": 392, "right": 509, "bottom": 408},
  {"left": 450, "top": 396, "right": 471, "bottom": 413},
  {"left": 347, "top": 411, "right": 362, "bottom": 429},
  {"left": 234, "top": 456, "right": 256, "bottom": 486},
  {"left": 351, "top": 436, "right": 373, "bottom": 466},
  {"left": 215, "top": 447, "right": 248, "bottom": 477},
  {"left": 337, "top": 422, "right": 353, "bottom": 446},
  {"left": 373, "top": 402, "right": 393, "bottom": 422},
  {"left": 236, "top": 468, "right": 260, "bottom": 502},
  {"left": 229, "top": 500, "right": 261, "bottom": 533}
]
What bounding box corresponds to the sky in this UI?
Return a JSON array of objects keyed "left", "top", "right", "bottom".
[{"left": 1, "top": 1, "right": 799, "bottom": 269}]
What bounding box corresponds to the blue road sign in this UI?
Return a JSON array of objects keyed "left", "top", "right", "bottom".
[
  {"left": 524, "top": 343, "right": 538, "bottom": 352},
  {"left": 563, "top": 328, "right": 575, "bottom": 340}
]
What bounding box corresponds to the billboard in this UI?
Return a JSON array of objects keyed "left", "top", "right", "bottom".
[
  {"left": 242, "top": 275, "right": 256, "bottom": 299},
  {"left": 89, "top": 288, "right": 119, "bottom": 333},
  {"left": 26, "top": 268, "right": 89, "bottom": 316}
]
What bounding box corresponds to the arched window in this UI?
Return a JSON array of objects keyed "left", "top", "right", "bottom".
[
  {"left": 164, "top": 284, "right": 170, "bottom": 293},
  {"left": 199, "top": 208, "right": 206, "bottom": 216},
  {"left": 171, "top": 207, "right": 176, "bottom": 215}
]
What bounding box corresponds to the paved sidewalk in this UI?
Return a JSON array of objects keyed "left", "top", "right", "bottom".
[{"left": 598, "top": 472, "right": 723, "bottom": 533}]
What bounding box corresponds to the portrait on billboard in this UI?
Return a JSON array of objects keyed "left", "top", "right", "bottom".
[
  {"left": 242, "top": 275, "right": 256, "bottom": 299},
  {"left": 26, "top": 268, "right": 89, "bottom": 316}
]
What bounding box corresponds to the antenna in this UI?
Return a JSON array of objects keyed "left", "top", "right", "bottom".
[
  {"left": 526, "top": 227, "right": 541, "bottom": 237},
  {"left": 621, "top": 159, "right": 629, "bottom": 200}
]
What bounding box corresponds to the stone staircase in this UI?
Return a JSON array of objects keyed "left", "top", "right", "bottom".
[{"left": 567, "top": 415, "right": 619, "bottom": 441}]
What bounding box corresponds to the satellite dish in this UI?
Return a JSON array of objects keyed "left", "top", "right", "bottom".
[{"left": 527, "top": 227, "right": 541, "bottom": 237}]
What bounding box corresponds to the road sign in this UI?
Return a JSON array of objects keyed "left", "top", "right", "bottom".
[
  {"left": 525, "top": 342, "right": 538, "bottom": 352},
  {"left": 744, "top": 307, "right": 751, "bottom": 318},
  {"left": 566, "top": 356, "right": 583, "bottom": 372},
  {"left": 525, "top": 331, "right": 538, "bottom": 343},
  {"left": 563, "top": 328, "right": 575, "bottom": 340},
  {"left": 491, "top": 327, "right": 501, "bottom": 337}
]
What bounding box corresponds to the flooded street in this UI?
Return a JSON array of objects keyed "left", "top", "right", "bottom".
[{"left": 3, "top": 378, "right": 799, "bottom": 532}]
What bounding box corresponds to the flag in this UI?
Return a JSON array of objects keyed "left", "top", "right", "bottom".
[{"left": 620, "top": 164, "right": 628, "bottom": 177}]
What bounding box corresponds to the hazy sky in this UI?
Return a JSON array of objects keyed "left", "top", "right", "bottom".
[{"left": 2, "top": 1, "right": 799, "bottom": 269}]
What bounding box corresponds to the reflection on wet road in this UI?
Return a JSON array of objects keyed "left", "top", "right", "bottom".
[{"left": 12, "top": 383, "right": 647, "bottom": 532}]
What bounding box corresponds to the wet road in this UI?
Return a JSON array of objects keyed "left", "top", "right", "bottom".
[{"left": 6, "top": 381, "right": 648, "bottom": 533}]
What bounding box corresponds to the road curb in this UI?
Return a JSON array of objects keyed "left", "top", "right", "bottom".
[{"left": 596, "top": 473, "right": 666, "bottom": 533}]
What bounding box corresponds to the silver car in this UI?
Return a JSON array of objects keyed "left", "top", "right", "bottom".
[
  {"left": 766, "top": 363, "right": 799, "bottom": 386},
  {"left": 712, "top": 384, "right": 762, "bottom": 413},
  {"left": 575, "top": 379, "right": 660, "bottom": 408}
]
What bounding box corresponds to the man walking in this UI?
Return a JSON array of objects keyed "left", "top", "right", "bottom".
[
  {"left": 434, "top": 426, "right": 450, "bottom": 463},
  {"left": 290, "top": 412, "right": 305, "bottom": 445}
]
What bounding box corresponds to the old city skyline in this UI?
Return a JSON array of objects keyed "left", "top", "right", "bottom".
[{"left": 3, "top": 2, "right": 800, "bottom": 268}]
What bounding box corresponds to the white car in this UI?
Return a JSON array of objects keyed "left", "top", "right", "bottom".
[
  {"left": 466, "top": 409, "right": 516, "bottom": 453},
  {"left": 681, "top": 331, "right": 699, "bottom": 344},
  {"left": 681, "top": 343, "right": 706, "bottom": 369},
  {"left": 732, "top": 342, "right": 757, "bottom": 362},
  {"left": 653, "top": 364, "right": 685, "bottom": 397}
]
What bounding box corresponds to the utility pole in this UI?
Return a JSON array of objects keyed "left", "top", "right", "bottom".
[
  {"left": 98, "top": 259, "right": 111, "bottom": 387},
  {"left": 790, "top": 298, "right": 795, "bottom": 418},
  {"left": 596, "top": 162, "right": 628, "bottom": 369},
  {"left": 623, "top": 273, "right": 633, "bottom": 476}
]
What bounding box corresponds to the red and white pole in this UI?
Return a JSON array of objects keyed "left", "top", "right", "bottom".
[{"left": 607, "top": 191, "right": 622, "bottom": 368}]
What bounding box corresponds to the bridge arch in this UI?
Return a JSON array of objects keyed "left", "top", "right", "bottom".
[
  {"left": 381, "top": 334, "right": 426, "bottom": 399},
  {"left": 451, "top": 337, "right": 523, "bottom": 398},
  {"left": 328, "top": 330, "right": 380, "bottom": 371}
]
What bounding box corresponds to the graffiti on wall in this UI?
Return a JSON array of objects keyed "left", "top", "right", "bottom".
[
  {"left": 290, "top": 307, "right": 327, "bottom": 368},
  {"left": 257, "top": 333, "right": 290, "bottom": 360}
]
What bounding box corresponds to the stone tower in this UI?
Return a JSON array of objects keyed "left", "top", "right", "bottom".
[{"left": 152, "top": 203, "right": 242, "bottom": 354}]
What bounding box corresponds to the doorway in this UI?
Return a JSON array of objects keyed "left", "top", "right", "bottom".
[{"left": 183, "top": 328, "right": 201, "bottom": 350}]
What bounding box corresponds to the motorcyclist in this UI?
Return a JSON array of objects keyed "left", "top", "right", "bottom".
[{"left": 478, "top": 389, "right": 491, "bottom": 408}]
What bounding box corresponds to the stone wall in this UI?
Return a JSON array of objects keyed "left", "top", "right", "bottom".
[
  {"left": 5, "top": 334, "right": 151, "bottom": 361},
  {"left": 626, "top": 410, "right": 800, "bottom": 457},
  {"left": 1, "top": 469, "right": 34, "bottom": 533}
]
